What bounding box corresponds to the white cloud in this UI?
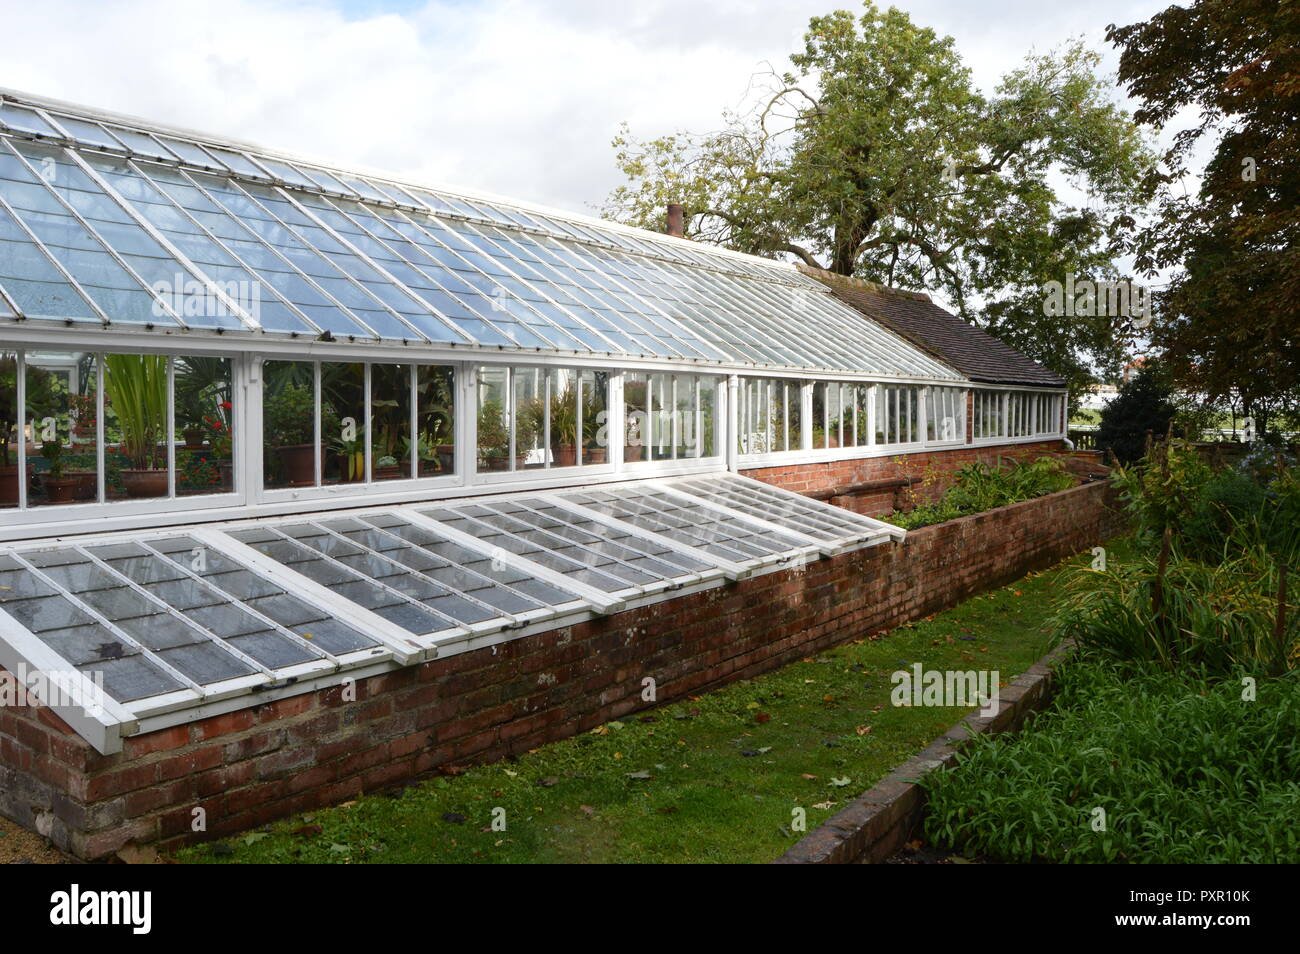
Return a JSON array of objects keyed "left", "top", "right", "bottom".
[{"left": 1, "top": 0, "right": 1173, "bottom": 217}]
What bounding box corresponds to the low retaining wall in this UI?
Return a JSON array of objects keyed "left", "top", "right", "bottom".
[
  {"left": 0, "top": 479, "right": 1126, "bottom": 860},
  {"left": 774, "top": 640, "right": 1075, "bottom": 864},
  {"left": 742, "top": 439, "right": 1067, "bottom": 516}
]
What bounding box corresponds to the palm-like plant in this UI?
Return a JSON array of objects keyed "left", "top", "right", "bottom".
[{"left": 104, "top": 353, "right": 167, "bottom": 470}]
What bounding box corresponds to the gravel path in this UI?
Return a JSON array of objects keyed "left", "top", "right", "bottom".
[{"left": 0, "top": 816, "right": 73, "bottom": 864}]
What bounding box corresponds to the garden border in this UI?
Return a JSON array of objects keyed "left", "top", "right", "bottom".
[{"left": 773, "top": 639, "right": 1076, "bottom": 865}]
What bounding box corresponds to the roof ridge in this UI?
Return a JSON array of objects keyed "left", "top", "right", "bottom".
[{"left": 794, "top": 264, "right": 933, "bottom": 302}]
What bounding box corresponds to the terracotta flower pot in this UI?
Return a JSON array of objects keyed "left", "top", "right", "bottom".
[
  {"left": 437, "top": 445, "right": 455, "bottom": 473},
  {"left": 276, "top": 443, "right": 318, "bottom": 486},
  {"left": 624, "top": 444, "right": 644, "bottom": 462},
  {"left": 0, "top": 463, "right": 28, "bottom": 506},
  {"left": 374, "top": 464, "right": 402, "bottom": 480},
  {"left": 583, "top": 446, "right": 607, "bottom": 465},
  {"left": 183, "top": 429, "right": 207, "bottom": 450},
  {"left": 42, "top": 475, "right": 81, "bottom": 504},
  {"left": 68, "top": 470, "right": 97, "bottom": 501},
  {"left": 120, "top": 469, "right": 168, "bottom": 498},
  {"left": 552, "top": 443, "right": 577, "bottom": 468}
]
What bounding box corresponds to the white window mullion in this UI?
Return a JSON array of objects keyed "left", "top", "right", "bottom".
[
  {"left": 408, "top": 364, "right": 418, "bottom": 480},
  {"left": 507, "top": 366, "right": 517, "bottom": 471},
  {"left": 363, "top": 363, "right": 373, "bottom": 483},
  {"left": 166, "top": 356, "right": 176, "bottom": 499},
  {"left": 95, "top": 354, "right": 105, "bottom": 503},
  {"left": 313, "top": 361, "right": 322, "bottom": 487},
  {"left": 15, "top": 350, "right": 25, "bottom": 510}
]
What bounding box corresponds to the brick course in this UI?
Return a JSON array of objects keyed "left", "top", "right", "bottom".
[
  {"left": 741, "top": 439, "right": 1067, "bottom": 515},
  {"left": 0, "top": 475, "right": 1124, "bottom": 860}
]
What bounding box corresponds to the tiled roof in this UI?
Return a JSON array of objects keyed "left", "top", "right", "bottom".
[{"left": 800, "top": 267, "right": 1067, "bottom": 388}]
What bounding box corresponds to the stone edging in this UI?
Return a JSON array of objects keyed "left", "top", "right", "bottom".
[{"left": 773, "top": 640, "right": 1076, "bottom": 864}]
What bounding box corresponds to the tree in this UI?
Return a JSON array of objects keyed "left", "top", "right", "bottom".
[
  {"left": 1108, "top": 0, "right": 1300, "bottom": 431},
  {"left": 604, "top": 2, "right": 1155, "bottom": 395},
  {"left": 1097, "top": 361, "right": 1177, "bottom": 464}
]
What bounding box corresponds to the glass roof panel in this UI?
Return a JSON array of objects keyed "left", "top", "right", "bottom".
[
  {"left": 101, "top": 126, "right": 178, "bottom": 160},
  {"left": 0, "top": 203, "right": 100, "bottom": 321},
  {"left": 0, "top": 95, "right": 968, "bottom": 377},
  {"left": 47, "top": 116, "right": 125, "bottom": 151},
  {"left": 0, "top": 145, "right": 176, "bottom": 327},
  {"left": 8, "top": 140, "right": 244, "bottom": 331},
  {"left": 0, "top": 103, "right": 60, "bottom": 138}
]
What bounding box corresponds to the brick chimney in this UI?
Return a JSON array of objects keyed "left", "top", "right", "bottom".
[{"left": 665, "top": 203, "right": 684, "bottom": 238}]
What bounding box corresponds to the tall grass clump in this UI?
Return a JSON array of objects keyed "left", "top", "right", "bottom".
[{"left": 1056, "top": 437, "right": 1299, "bottom": 675}]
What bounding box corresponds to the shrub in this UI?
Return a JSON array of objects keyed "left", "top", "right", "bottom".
[
  {"left": 891, "top": 456, "right": 1075, "bottom": 529},
  {"left": 1096, "top": 362, "right": 1177, "bottom": 464},
  {"left": 1053, "top": 542, "right": 1296, "bottom": 675},
  {"left": 922, "top": 658, "right": 1300, "bottom": 863}
]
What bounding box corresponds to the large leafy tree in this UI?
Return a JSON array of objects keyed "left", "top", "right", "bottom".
[
  {"left": 604, "top": 2, "right": 1154, "bottom": 395},
  {"left": 1108, "top": 0, "right": 1300, "bottom": 431}
]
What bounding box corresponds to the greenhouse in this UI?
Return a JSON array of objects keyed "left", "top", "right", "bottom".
[{"left": 0, "top": 89, "right": 1067, "bottom": 857}]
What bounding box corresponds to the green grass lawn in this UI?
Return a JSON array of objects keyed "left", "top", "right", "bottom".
[{"left": 173, "top": 539, "right": 1130, "bottom": 864}]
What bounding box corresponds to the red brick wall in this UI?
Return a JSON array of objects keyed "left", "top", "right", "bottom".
[
  {"left": 0, "top": 477, "right": 1123, "bottom": 860},
  {"left": 742, "top": 439, "right": 1067, "bottom": 516}
]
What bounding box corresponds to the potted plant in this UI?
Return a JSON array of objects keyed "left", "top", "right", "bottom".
[
  {"left": 374, "top": 454, "right": 401, "bottom": 479},
  {"left": 265, "top": 382, "right": 334, "bottom": 486},
  {"left": 1, "top": 358, "right": 60, "bottom": 505},
  {"left": 205, "top": 402, "right": 234, "bottom": 490},
  {"left": 39, "top": 430, "right": 80, "bottom": 504},
  {"left": 68, "top": 392, "right": 96, "bottom": 444},
  {"left": 477, "top": 400, "right": 512, "bottom": 470},
  {"left": 548, "top": 384, "right": 579, "bottom": 467},
  {"left": 103, "top": 354, "right": 169, "bottom": 498},
  {"left": 415, "top": 368, "right": 455, "bottom": 473},
  {"left": 402, "top": 430, "right": 441, "bottom": 476},
  {"left": 331, "top": 434, "right": 365, "bottom": 482},
  {"left": 623, "top": 378, "right": 646, "bottom": 462}
]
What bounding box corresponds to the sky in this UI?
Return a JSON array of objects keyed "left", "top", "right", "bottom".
[{"left": 1, "top": 0, "right": 1176, "bottom": 219}]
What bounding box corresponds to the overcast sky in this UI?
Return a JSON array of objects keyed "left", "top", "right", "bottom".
[{"left": 3, "top": 0, "right": 1173, "bottom": 217}]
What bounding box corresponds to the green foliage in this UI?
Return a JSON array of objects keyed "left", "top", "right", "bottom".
[
  {"left": 1096, "top": 362, "right": 1177, "bottom": 464},
  {"left": 923, "top": 658, "right": 1300, "bottom": 863},
  {"left": 891, "top": 456, "right": 1075, "bottom": 529},
  {"left": 1066, "top": 441, "right": 1298, "bottom": 674},
  {"left": 0, "top": 357, "right": 58, "bottom": 466},
  {"left": 476, "top": 400, "right": 510, "bottom": 457},
  {"left": 103, "top": 353, "right": 167, "bottom": 470},
  {"left": 1054, "top": 546, "right": 1296, "bottom": 674},
  {"left": 39, "top": 431, "right": 65, "bottom": 479},
  {"left": 173, "top": 356, "right": 231, "bottom": 433},
  {"left": 265, "top": 382, "right": 336, "bottom": 447},
  {"left": 605, "top": 2, "right": 1155, "bottom": 396},
  {"left": 1109, "top": 1, "right": 1300, "bottom": 419}
]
